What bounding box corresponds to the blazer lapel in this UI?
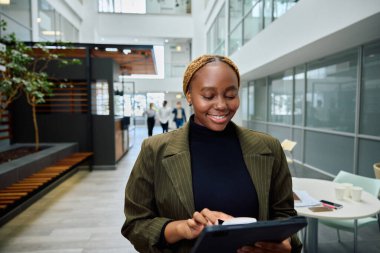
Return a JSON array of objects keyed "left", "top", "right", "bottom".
[
  {"left": 236, "top": 125, "right": 274, "bottom": 220},
  {"left": 162, "top": 123, "right": 195, "bottom": 217}
]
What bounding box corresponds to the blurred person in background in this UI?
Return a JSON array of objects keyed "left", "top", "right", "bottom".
[
  {"left": 172, "top": 101, "right": 186, "bottom": 128},
  {"left": 144, "top": 102, "right": 156, "bottom": 136},
  {"left": 158, "top": 100, "right": 172, "bottom": 133}
]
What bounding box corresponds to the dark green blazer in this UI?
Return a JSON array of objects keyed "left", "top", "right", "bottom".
[{"left": 121, "top": 121, "right": 302, "bottom": 253}]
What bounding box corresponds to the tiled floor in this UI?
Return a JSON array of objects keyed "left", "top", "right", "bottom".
[{"left": 0, "top": 125, "right": 379, "bottom": 253}]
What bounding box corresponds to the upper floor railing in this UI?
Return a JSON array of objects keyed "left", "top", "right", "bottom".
[{"left": 98, "top": 0, "right": 191, "bottom": 15}]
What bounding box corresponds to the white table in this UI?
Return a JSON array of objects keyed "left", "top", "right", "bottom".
[{"left": 292, "top": 177, "right": 380, "bottom": 253}]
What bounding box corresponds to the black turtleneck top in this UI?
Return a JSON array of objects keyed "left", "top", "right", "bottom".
[{"left": 189, "top": 116, "right": 259, "bottom": 218}]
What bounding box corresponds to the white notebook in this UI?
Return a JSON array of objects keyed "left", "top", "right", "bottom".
[{"left": 293, "top": 190, "right": 320, "bottom": 207}]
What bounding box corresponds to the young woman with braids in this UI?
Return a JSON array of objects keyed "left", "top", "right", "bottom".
[{"left": 121, "top": 55, "right": 302, "bottom": 253}]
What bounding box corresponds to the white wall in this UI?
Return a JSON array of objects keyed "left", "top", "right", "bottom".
[
  {"left": 64, "top": 0, "right": 83, "bottom": 19},
  {"left": 80, "top": 0, "right": 193, "bottom": 44},
  {"left": 231, "top": 0, "right": 380, "bottom": 81},
  {"left": 130, "top": 77, "right": 183, "bottom": 93}
]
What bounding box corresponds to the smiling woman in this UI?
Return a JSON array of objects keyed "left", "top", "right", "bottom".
[{"left": 121, "top": 55, "right": 302, "bottom": 253}]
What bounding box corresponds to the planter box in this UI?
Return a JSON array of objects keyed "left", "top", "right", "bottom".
[{"left": 0, "top": 143, "right": 78, "bottom": 189}]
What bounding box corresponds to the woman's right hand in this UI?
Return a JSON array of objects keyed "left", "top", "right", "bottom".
[
  {"left": 195, "top": 208, "right": 234, "bottom": 226},
  {"left": 165, "top": 208, "right": 234, "bottom": 243},
  {"left": 178, "top": 215, "right": 205, "bottom": 240}
]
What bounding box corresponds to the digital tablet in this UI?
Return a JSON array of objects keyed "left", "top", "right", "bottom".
[{"left": 190, "top": 216, "right": 307, "bottom": 253}]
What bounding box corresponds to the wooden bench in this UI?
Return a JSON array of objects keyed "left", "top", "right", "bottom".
[{"left": 0, "top": 152, "right": 92, "bottom": 224}]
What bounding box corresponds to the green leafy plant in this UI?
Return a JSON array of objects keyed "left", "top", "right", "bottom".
[
  {"left": 0, "top": 20, "right": 29, "bottom": 124},
  {"left": 0, "top": 20, "right": 80, "bottom": 150}
]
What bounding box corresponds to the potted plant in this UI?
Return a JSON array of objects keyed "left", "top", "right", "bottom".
[{"left": 0, "top": 20, "right": 80, "bottom": 151}]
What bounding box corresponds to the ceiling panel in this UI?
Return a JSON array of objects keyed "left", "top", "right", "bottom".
[
  {"left": 31, "top": 45, "right": 156, "bottom": 76},
  {"left": 91, "top": 47, "right": 156, "bottom": 75}
]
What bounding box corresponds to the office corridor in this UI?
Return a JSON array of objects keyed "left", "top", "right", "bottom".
[
  {"left": 0, "top": 126, "right": 379, "bottom": 253},
  {"left": 0, "top": 126, "right": 153, "bottom": 253}
]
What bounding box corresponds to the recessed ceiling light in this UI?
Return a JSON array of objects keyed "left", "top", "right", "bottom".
[
  {"left": 42, "top": 30, "right": 62, "bottom": 36},
  {"left": 105, "top": 48, "right": 118, "bottom": 52}
]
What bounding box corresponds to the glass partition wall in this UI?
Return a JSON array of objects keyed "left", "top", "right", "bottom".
[
  {"left": 306, "top": 50, "right": 358, "bottom": 133},
  {"left": 207, "top": 0, "right": 298, "bottom": 55},
  {"left": 0, "top": 0, "right": 31, "bottom": 41},
  {"left": 241, "top": 40, "right": 380, "bottom": 178},
  {"left": 207, "top": 4, "right": 226, "bottom": 55},
  {"left": 0, "top": 0, "right": 78, "bottom": 42},
  {"left": 38, "top": 0, "right": 79, "bottom": 42}
]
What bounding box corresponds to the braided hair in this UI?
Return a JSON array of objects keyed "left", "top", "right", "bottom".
[{"left": 182, "top": 54, "right": 240, "bottom": 95}]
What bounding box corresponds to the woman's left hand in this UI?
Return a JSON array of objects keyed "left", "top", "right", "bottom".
[{"left": 237, "top": 238, "right": 291, "bottom": 253}]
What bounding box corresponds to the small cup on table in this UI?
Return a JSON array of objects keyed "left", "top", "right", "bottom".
[
  {"left": 351, "top": 186, "right": 363, "bottom": 201},
  {"left": 335, "top": 185, "right": 346, "bottom": 200},
  {"left": 341, "top": 183, "right": 353, "bottom": 198}
]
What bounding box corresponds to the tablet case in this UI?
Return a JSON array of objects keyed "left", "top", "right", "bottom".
[{"left": 190, "top": 216, "right": 307, "bottom": 253}]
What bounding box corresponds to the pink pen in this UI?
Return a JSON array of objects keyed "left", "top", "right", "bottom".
[{"left": 321, "top": 203, "right": 336, "bottom": 209}]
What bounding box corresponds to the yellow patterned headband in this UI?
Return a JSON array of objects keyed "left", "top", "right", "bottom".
[{"left": 182, "top": 54, "right": 240, "bottom": 95}]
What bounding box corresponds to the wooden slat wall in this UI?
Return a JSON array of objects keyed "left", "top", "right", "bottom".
[
  {"left": 36, "top": 81, "right": 89, "bottom": 113},
  {"left": 0, "top": 94, "right": 11, "bottom": 142},
  {"left": 0, "top": 110, "right": 11, "bottom": 141}
]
